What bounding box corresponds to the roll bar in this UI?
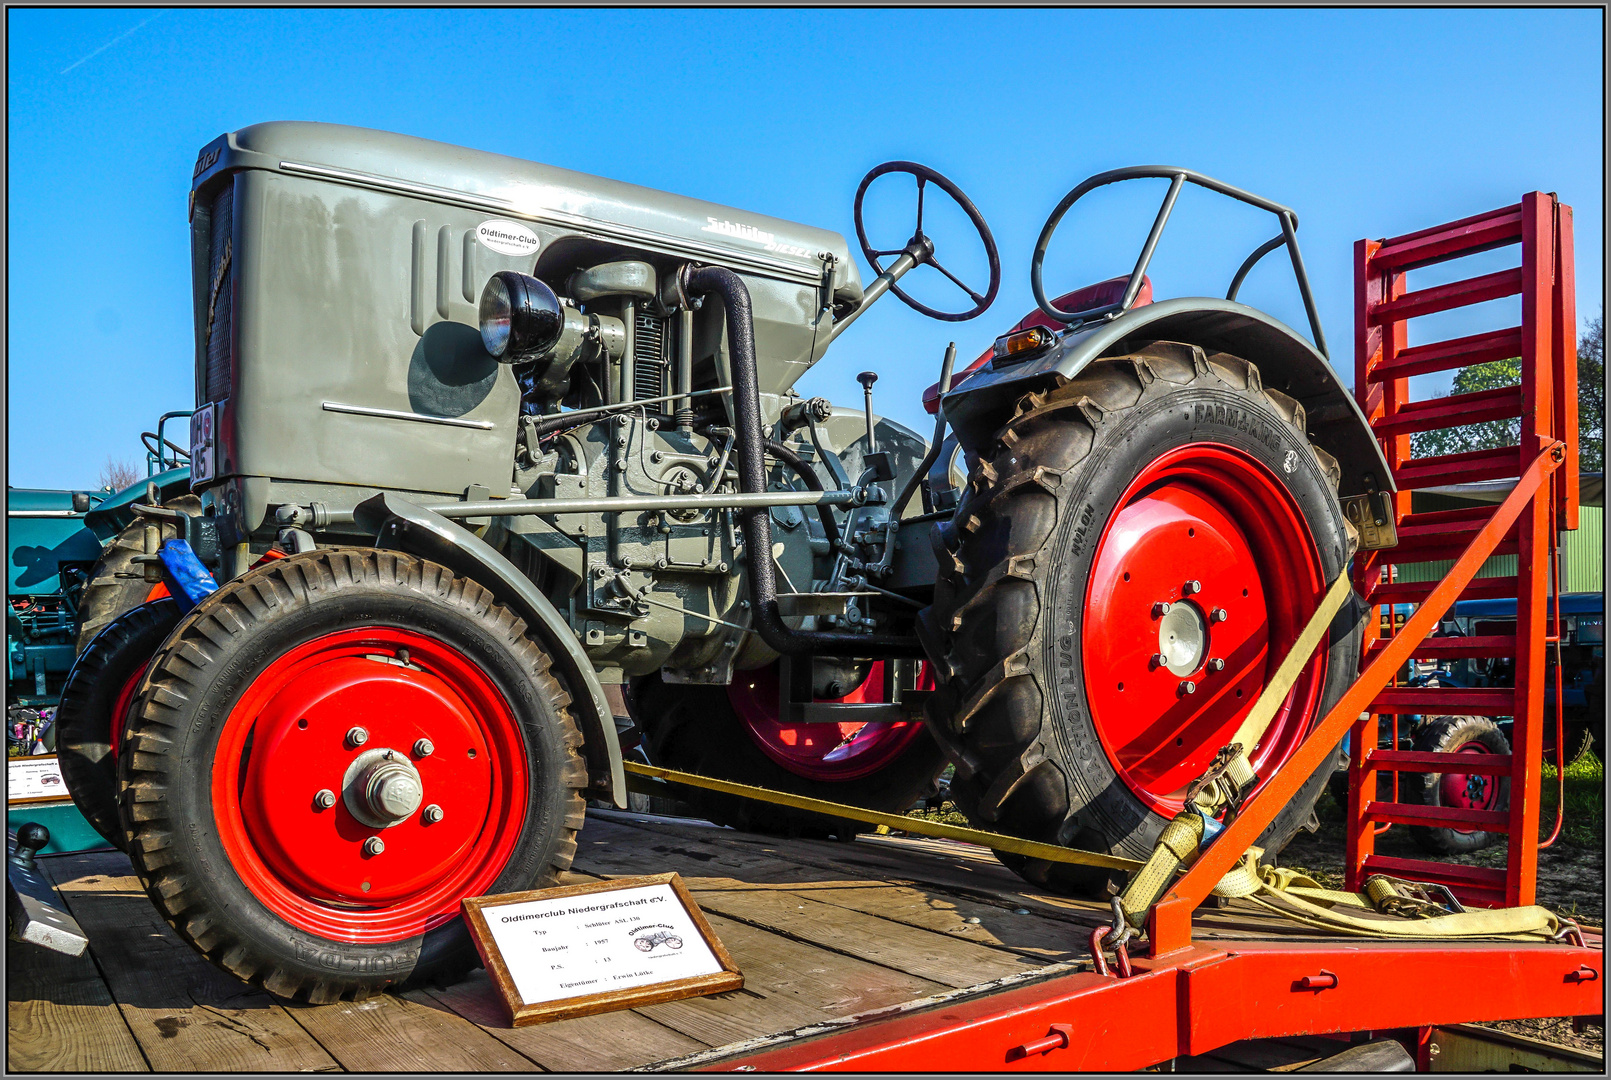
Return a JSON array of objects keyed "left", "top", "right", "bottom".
[{"left": 1030, "top": 166, "right": 1329, "bottom": 359}]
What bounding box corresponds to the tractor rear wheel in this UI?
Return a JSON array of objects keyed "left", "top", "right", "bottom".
[
  {"left": 632, "top": 662, "right": 946, "bottom": 838},
  {"left": 56, "top": 598, "right": 182, "bottom": 851},
  {"left": 918, "top": 342, "right": 1362, "bottom": 894},
  {"left": 118, "top": 549, "right": 587, "bottom": 1002}
]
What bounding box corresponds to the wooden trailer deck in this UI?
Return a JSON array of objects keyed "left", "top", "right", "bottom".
[{"left": 5, "top": 807, "right": 1596, "bottom": 1073}]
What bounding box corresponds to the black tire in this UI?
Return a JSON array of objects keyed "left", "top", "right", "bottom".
[
  {"left": 118, "top": 549, "right": 588, "bottom": 1002},
  {"left": 1407, "top": 715, "right": 1510, "bottom": 855},
  {"left": 631, "top": 673, "right": 947, "bottom": 839},
  {"left": 73, "top": 495, "right": 200, "bottom": 653},
  {"left": 55, "top": 599, "right": 182, "bottom": 851},
  {"left": 918, "top": 342, "right": 1362, "bottom": 894}
]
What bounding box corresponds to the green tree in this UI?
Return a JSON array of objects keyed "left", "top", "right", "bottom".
[
  {"left": 1577, "top": 315, "right": 1603, "bottom": 473},
  {"left": 1408, "top": 314, "right": 1603, "bottom": 473}
]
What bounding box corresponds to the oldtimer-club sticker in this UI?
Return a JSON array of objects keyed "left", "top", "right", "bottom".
[{"left": 476, "top": 218, "right": 541, "bottom": 257}]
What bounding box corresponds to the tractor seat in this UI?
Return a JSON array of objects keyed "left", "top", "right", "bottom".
[{"left": 922, "top": 274, "right": 1152, "bottom": 414}]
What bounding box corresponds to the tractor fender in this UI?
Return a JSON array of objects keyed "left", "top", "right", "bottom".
[
  {"left": 353, "top": 492, "right": 626, "bottom": 808},
  {"left": 941, "top": 297, "right": 1392, "bottom": 498}
]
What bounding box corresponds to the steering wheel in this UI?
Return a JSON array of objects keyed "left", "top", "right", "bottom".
[{"left": 853, "top": 161, "right": 1000, "bottom": 322}]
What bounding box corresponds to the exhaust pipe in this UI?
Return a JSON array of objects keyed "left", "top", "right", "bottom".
[{"left": 682, "top": 264, "right": 922, "bottom": 658}]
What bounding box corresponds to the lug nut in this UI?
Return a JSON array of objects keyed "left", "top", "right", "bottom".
[
  {"left": 346, "top": 726, "right": 369, "bottom": 748},
  {"left": 1153, "top": 602, "right": 1172, "bottom": 617},
  {"left": 313, "top": 789, "right": 336, "bottom": 810},
  {"left": 1183, "top": 580, "right": 1202, "bottom": 595},
  {"left": 413, "top": 738, "right": 434, "bottom": 758},
  {"left": 422, "top": 804, "right": 444, "bottom": 824},
  {"left": 1150, "top": 653, "right": 1167, "bottom": 669},
  {"left": 1211, "top": 608, "right": 1228, "bottom": 623},
  {"left": 1209, "top": 658, "right": 1226, "bottom": 672},
  {"left": 362, "top": 837, "right": 385, "bottom": 856},
  {"left": 1179, "top": 681, "right": 1197, "bottom": 695}
]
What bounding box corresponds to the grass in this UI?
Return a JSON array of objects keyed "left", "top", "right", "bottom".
[{"left": 1539, "top": 742, "right": 1604, "bottom": 848}]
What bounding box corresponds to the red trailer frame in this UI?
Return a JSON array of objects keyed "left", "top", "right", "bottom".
[{"left": 708, "top": 195, "right": 1602, "bottom": 1073}]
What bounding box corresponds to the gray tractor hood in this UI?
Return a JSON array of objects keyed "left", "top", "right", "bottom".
[{"left": 191, "top": 121, "right": 860, "bottom": 293}]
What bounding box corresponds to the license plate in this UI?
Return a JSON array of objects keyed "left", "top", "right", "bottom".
[{"left": 190, "top": 403, "right": 216, "bottom": 485}]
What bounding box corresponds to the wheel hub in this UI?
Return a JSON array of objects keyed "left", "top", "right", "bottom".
[
  {"left": 343, "top": 748, "right": 425, "bottom": 828},
  {"left": 1158, "top": 602, "right": 1209, "bottom": 676}
]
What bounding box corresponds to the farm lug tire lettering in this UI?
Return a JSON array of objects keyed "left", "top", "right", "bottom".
[
  {"left": 116, "top": 548, "right": 587, "bottom": 1003},
  {"left": 918, "top": 342, "right": 1362, "bottom": 894}
]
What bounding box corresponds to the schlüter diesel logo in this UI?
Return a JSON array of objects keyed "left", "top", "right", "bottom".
[
  {"left": 193, "top": 146, "right": 220, "bottom": 178},
  {"left": 700, "top": 217, "right": 813, "bottom": 259}
]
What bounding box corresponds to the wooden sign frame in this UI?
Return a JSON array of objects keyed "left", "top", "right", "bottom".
[
  {"left": 7, "top": 754, "right": 71, "bottom": 806},
  {"left": 462, "top": 872, "right": 742, "bottom": 1026}
]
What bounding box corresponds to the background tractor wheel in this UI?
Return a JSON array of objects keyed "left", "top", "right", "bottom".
[
  {"left": 632, "top": 663, "right": 947, "bottom": 839},
  {"left": 1407, "top": 715, "right": 1510, "bottom": 855},
  {"left": 918, "top": 342, "right": 1362, "bottom": 895},
  {"left": 55, "top": 598, "right": 182, "bottom": 851},
  {"left": 74, "top": 495, "right": 199, "bottom": 653},
  {"left": 118, "top": 549, "right": 587, "bottom": 1002}
]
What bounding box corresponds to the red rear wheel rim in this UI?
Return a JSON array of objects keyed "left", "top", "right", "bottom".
[
  {"left": 1439, "top": 740, "right": 1498, "bottom": 831},
  {"left": 1082, "top": 443, "right": 1327, "bottom": 817},
  {"left": 727, "top": 661, "right": 933, "bottom": 782},
  {"left": 210, "top": 628, "right": 529, "bottom": 943}
]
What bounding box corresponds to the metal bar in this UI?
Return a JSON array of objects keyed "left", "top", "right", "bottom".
[
  {"left": 1367, "top": 749, "right": 1514, "bottom": 775},
  {"left": 424, "top": 487, "right": 864, "bottom": 519},
  {"left": 1121, "top": 172, "right": 1185, "bottom": 311},
  {"left": 1280, "top": 210, "right": 1329, "bottom": 358},
  {"left": 1226, "top": 234, "right": 1286, "bottom": 301},
  {"left": 1155, "top": 443, "right": 1563, "bottom": 950},
  {"left": 322, "top": 400, "right": 496, "bottom": 430},
  {"left": 823, "top": 247, "right": 923, "bottom": 346}
]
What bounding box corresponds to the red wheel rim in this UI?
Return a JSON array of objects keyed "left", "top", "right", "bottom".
[
  {"left": 108, "top": 661, "right": 150, "bottom": 761},
  {"left": 1439, "top": 740, "right": 1498, "bottom": 831},
  {"left": 727, "top": 661, "right": 933, "bottom": 781},
  {"left": 211, "top": 628, "right": 529, "bottom": 943},
  {"left": 1082, "top": 443, "right": 1327, "bottom": 817}
]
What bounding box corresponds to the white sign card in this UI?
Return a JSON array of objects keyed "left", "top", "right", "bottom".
[
  {"left": 8, "top": 755, "right": 68, "bottom": 804},
  {"left": 463, "top": 872, "right": 743, "bottom": 1026}
]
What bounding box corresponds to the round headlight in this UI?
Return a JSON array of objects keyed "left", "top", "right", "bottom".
[{"left": 479, "top": 272, "right": 563, "bottom": 362}]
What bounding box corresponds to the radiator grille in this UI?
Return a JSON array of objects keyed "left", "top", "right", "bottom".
[
  {"left": 633, "top": 311, "right": 666, "bottom": 402},
  {"left": 202, "top": 182, "right": 234, "bottom": 404}
]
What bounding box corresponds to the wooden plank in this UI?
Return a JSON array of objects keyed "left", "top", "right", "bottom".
[
  {"left": 582, "top": 811, "right": 1333, "bottom": 944},
  {"left": 285, "top": 993, "right": 542, "bottom": 1073},
  {"left": 632, "top": 910, "right": 941, "bottom": 1048},
  {"left": 41, "top": 851, "right": 339, "bottom": 1074},
  {"left": 6, "top": 898, "right": 150, "bottom": 1073},
  {"left": 578, "top": 816, "right": 1084, "bottom": 960},
  {"left": 411, "top": 973, "right": 710, "bottom": 1073},
  {"left": 573, "top": 821, "right": 1038, "bottom": 988}
]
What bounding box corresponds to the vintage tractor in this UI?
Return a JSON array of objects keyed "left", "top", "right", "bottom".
[{"left": 74, "top": 122, "right": 1391, "bottom": 1002}]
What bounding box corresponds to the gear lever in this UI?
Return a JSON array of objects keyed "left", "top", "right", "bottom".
[{"left": 855, "top": 371, "right": 894, "bottom": 482}]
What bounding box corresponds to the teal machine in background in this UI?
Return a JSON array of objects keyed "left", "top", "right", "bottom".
[{"left": 7, "top": 414, "right": 194, "bottom": 854}]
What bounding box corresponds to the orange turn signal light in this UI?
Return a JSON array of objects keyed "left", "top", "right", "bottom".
[{"left": 992, "top": 326, "right": 1056, "bottom": 362}]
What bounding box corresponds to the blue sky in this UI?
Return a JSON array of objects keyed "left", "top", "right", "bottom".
[{"left": 6, "top": 7, "right": 1603, "bottom": 489}]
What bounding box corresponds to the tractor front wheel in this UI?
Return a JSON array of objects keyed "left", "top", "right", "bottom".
[
  {"left": 919, "top": 342, "right": 1362, "bottom": 894},
  {"left": 118, "top": 549, "right": 587, "bottom": 1002}
]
